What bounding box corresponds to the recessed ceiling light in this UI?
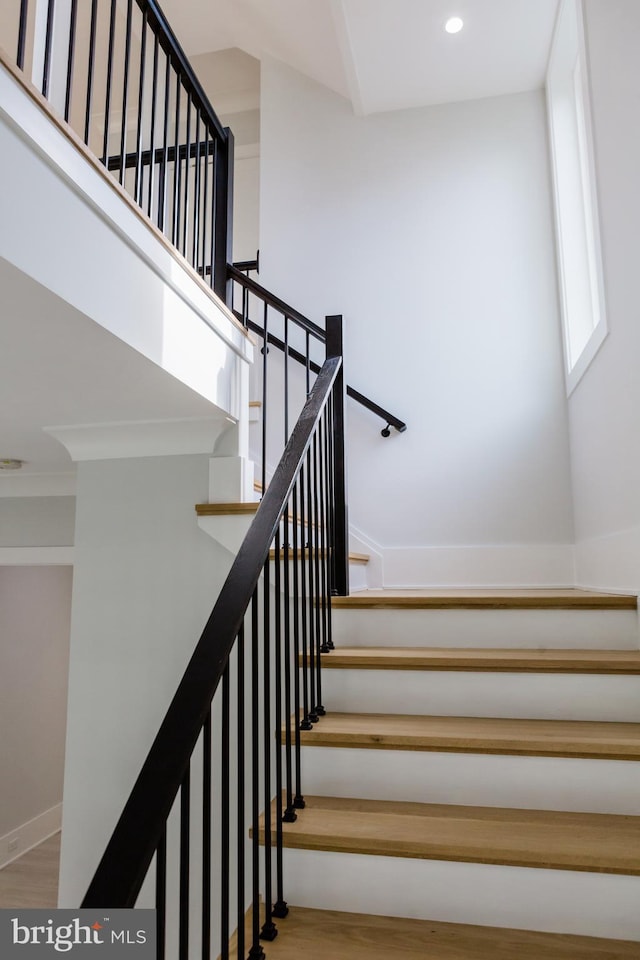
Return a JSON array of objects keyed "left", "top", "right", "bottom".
[{"left": 445, "top": 16, "right": 464, "bottom": 34}]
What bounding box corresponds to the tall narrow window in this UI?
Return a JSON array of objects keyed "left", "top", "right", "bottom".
[{"left": 547, "top": 0, "right": 607, "bottom": 392}]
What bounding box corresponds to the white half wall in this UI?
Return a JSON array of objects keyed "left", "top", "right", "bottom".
[
  {"left": 567, "top": 0, "right": 640, "bottom": 593},
  {"left": 0, "top": 57, "right": 252, "bottom": 419},
  {"left": 258, "top": 60, "right": 574, "bottom": 585},
  {"left": 0, "top": 566, "right": 72, "bottom": 860}
]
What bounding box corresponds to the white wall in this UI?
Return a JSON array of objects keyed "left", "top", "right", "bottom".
[
  {"left": 259, "top": 61, "right": 574, "bottom": 585},
  {"left": 0, "top": 566, "right": 72, "bottom": 856},
  {"left": 0, "top": 497, "right": 75, "bottom": 547},
  {"left": 58, "top": 454, "right": 232, "bottom": 908},
  {"left": 567, "top": 0, "right": 640, "bottom": 592}
]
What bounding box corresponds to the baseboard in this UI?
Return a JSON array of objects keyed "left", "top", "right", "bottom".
[
  {"left": 380, "top": 544, "right": 576, "bottom": 588},
  {"left": 0, "top": 804, "right": 62, "bottom": 869},
  {"left": 575, "top": 525, "right": 640, "bottom": 596}
]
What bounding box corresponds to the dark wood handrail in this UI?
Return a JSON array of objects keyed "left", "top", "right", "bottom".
[{"left": 82, "top": 357, "right": 342, "bottom": 908}]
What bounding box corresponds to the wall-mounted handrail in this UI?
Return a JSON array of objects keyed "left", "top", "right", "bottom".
[
  {"left": 83, "top": 343, "right": 347, "bottom": 959},
  {"left": 228, "top": 263, "right": 407, "bottom": 436}
]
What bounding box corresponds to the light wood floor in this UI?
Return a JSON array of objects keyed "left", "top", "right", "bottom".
[{"left": 0, "top": 833, "right": 60, "bottom": 907}]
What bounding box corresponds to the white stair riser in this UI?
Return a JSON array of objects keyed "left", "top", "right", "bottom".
[
  {"left": 283, "top": 848, "right": 640, "bottom": 941},
  {"left": 300, "top": 746, "right": 640, "bottom": 814},
  {"left": 319, "top": 669, "right": 640, "bottom": 721},
  {"left": 332, "top": 608, "right": 639, "bottom": 649}
]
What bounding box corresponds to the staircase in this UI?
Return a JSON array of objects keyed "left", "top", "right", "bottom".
[{"left": 256, "top": 589, "right": 640, "bottom": 957}]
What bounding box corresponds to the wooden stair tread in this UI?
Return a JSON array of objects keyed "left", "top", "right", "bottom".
[
  {"left": 320, "top": 647, "right": 640, "bottom": 673},
  {"left": 196, "top": 502, "right": 259, "bottom": 515},
  {"left": 268, "top": 548, "right": 369, "bottom": 564},
  {"left": 293, "top": 712, "right": 640, "bottom": 760},
  {"left": 332, "top": 589, "right": 637, "bottom": 609},
  {"left": 232, "top": 905, "right": 640, "bottom": 960},
  {"left": 260, "top": 796, "right": 640, "bottom": 875}
]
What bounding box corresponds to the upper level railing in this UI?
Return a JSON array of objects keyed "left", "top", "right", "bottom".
[
  {"left": 6, "top": 0, "right": 233, "bottom": 300},
  {"left": 82, "top": 322, "right": 348, "bottom": 960}
]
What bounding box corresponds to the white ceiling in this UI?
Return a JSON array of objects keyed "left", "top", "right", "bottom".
[{"left": 160, "top": 0, "right": 561, "bottom": 115}]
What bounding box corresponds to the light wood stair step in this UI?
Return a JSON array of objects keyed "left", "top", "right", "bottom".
[
  {"left": 332, "top": 589, "right": 637, "bottom": 609},
  {"left": 232, "top": 905, "right": 640, "bottom": 960},
  {"left": 268, "top": 547, "right": 369, "bottom": 564},
  {"left": 292, "top": 712, "right": 640, "bottom": 760},
  {"left": 319, "top": 647, "right": 640, "bottom": 673},
  {"left": 260, "top": 795, "right": 640, "bottom": 875}
]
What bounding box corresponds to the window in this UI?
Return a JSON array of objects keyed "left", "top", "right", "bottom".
[{"left": 546, "top": 0, "right": 607, "bottom": 393}]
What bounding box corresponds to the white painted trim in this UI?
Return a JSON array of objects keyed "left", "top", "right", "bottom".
[
  {"left": 378, "top": 544, "right": 576, "bottom": 589},
  {"left": 0, "top": 547, "right": 74, "bottom": 565},
  {"left": 0, "top": 474, "right": 77, "bottom": 497},
  {"left": 0, "top": 804, "right": 62, "bottom": 869},
  {"left": 349, "top": 523, "right": 383, "bottom": 588},
  {"left": 44, "top": 418, "right": 234, "bottom": 462}
]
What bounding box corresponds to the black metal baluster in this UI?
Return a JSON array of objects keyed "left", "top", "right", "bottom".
[
  {"left": 146, "top": 33, "right": 159, "bottom": 218},
  {"left": 156, "top": 826, "right": 167, "bottom": 960},
  {"left": 292, "top": 480, "right": 305, "bottom": 808},
  {"left": 249, "top": 594, "right": 266, "bottom": 960},
  {"left": 192, "top": 113, "right": 202, "bottom": 270},
  {"left": 158, "top": 54, "right": 170, "bottom": 231},
  {"left": 312, "top": 432, "right": 325, "bottom": 716},
  {"left": 182, "top": 95, "right": 192, "bottom": 257},
  {"left": 261, "top": 303, "right": 268, "bottom": 495},
  {"left": 272, "top": 530, "right": 288, "bottom": 919},
  {"left": 236, "top": 624, "right": 245, "bottom": 960},
  {"left": 101, "top": 0, "right": 117, "bottom": 166},
  {"left": 63, "top": 0, "right": 78, "bottom": 122},
  {"left": 306, "top": 448, "right": 318, "bottom": 723},
  {"left": 260, "top": 560, "right": 277, "bottom": 942},
  {"left": 41, "top": 0, "right": 55, "bottom": 98},
  {"left": 202, "top": 709, "right": 212, "bottom": 960},
  {"left": 119, "top": 0, "right": 133, "bottom": 186},
  {"left": 83, "top": 0, "right": 98, "bottom": 145},
  {"left": 179, "top": 765, "right": 190, "bottom": 960},
  {"left": 220, "top": 663, "right": 230, "bottom": 960},
  {"left": 134, "top": 10, "right": 148, "bottom": 206},
  {"left": 282, "top": 504, "right": 296, "bottom": 822},
  {"left": 305, "top": 333, "right": 311, "bottom": 395},
  {"left": 172, "top": 76, "right": 182, "bottom": 245},
  {"left": 16, "top": 0, "right": 29, "bottom": 71},
  {"left": 299, "top": 461, "right": 311, "bottom": 731}
]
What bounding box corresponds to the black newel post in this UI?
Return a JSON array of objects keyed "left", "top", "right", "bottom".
[
  {"left": 325, "top": 315, "right": 349, "bottom": 597},
  {"left": 214, "top": 127, "right": 234, "bottom": 305}
]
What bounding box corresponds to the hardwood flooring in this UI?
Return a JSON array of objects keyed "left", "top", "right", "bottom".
[{"left": 0, "top": 833, "right": 60, "bottom": 908}]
